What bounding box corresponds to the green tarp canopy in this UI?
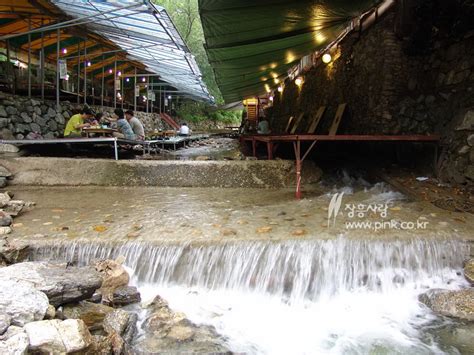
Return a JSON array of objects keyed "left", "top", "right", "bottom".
[{"left": 199, "top": 0, "right": 382, "bottom": 102}]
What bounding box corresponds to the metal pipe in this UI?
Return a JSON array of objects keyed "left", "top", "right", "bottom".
[
  {"left": 0, "top": 3, "right": 142, "bottom": 40},
  {"left": 84, "top": 39, "right": 87, "bottom": 104},
  {"left": 114, "top": 59, "right": 117, "bottom": 108},
  {"left": 40, "top": 29, "right": 44, "bottom": 100},
  {"left": 77, "top": 41, "right": 80, "bottom": 104},
  {"left": 101, "top": 54, "right": 104, "bottom": 107},
  {"left": 27, "top": 18, "right": 31, "bottom": 98},
  {"left": 133, "top": 67, "right": 137, "bottom": 110},
  {"left": 121, "top": 74, "right": 124, "bottom": 109},
  {"left": 56, "top": 28, "right": 60, "bottom": 109}
]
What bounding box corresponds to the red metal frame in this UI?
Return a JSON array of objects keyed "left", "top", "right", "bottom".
[{"left": 241, "top": 134, "right": 441, "bottom": 199}]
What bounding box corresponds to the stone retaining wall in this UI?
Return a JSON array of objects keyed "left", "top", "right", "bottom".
[
  {"left": 271, "top": 6, "right": 474, "bottom": 186},
  {"left": 1, "top": 157, "right": 322, "bottom": 188}
]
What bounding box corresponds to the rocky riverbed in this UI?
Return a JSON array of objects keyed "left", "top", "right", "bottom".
[{"left": 0, "top": 257, "right": 230, "bottom": 354}]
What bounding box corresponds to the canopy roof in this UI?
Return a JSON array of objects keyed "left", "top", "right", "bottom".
[
  {"left": 199, "top": 0, "right": 382, "bottom": 102},
  {"left": 0, "top": 0, "right": 211, "bottom": 102}
]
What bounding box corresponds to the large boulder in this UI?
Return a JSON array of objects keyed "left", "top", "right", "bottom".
[
  {"left": 24, "top": 319, "right": 93, "bottom": 354},
  {"left": 0, "top": 262, "right": 102, "bottom": 306},
  {"left": 464, "top": 259, "right": 474, "bottom": 285},
  {"left": 94, "top": 259, "right": 129, "bottom": 303},
  {"left": 103, "top": 309, "right": 130, "bottom": 337},
  {"left": 419, "top": 288, "right": 474, "bottom": 321},
  {"left": 135, "top": 295, "right": 230, "bottom": 354},
  {"left": 0, "top": 325, "right": 29, "bottom": 355},
  {"left": 61, "top": 301, "right": 114, "bottom": 331},
  {"left": 0, "top": 279, "right": 49, "bottom": 326}
]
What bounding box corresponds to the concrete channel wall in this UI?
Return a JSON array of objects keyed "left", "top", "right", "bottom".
[{"left": 0, "top": 157, "right": 322, "bottom": 188}]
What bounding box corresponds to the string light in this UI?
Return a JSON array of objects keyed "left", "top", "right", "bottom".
[
  {"left": 126, "top": 78, "right": 130, "bottom": 82},
  {"left": 109, "top": 69, "right": 113, "bottom": 74},
  {"left": 322, "top": 53, "right": 332, "bottom": 64},
  {"left": 295, "top": 77, "right": 303, "bottom": 86},
  {"left": 277, "top": 86, "right": 283, "bottom": 93},
  {"left": 62, "top": 48, "right": 67, "bottom": 54},
  {"left": 269, "top": 96, "right": 274, "bottom": 101},
  {"left": 167, "top": 95, "right": 172, "bottom": 100},
  {"left": 87, "top": 61, "right": 91, "bottom": 67},
  {"left": 142, "top": 77, "right": 146, "bottom": 82},
  {"left": 117, "top": 71, "right": 122, "bottom": 77}
]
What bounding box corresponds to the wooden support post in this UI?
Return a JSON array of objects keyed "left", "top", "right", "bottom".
[
  {"left": 294, "top": 140, "right": 302, "bottom": 199},
  {"left": 252, "top": 137, "right": 256, "bottom": 157},
  {"left": 267, "top": 142, "right": 273, "bottom": 160}
]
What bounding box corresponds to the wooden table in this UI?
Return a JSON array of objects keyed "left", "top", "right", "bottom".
[{"left": 82, "top": 127, "right": 117, "bottom": 138}]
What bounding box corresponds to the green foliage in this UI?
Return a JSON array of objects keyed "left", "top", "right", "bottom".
[
  {"left": 177, "top": 101, "right": 241, "bottom": 123},
  {"left": 152, "top": 0, "right": 223, "bottom": 104}
]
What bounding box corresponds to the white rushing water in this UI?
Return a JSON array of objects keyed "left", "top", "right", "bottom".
[{"left": 33, "top": 238, "right": 470, "bottom": 354}]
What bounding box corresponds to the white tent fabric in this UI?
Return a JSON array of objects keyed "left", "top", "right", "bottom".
[{"left": 51, "top": 0, "right": 212, "bottom": 102}]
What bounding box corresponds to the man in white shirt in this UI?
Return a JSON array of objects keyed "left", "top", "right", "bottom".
[
  {"left": 125, "top": 110, "right": 145, "bottom": 140},
  {"left": 179, "top": 123, "right": 190, "bottom": 136}
]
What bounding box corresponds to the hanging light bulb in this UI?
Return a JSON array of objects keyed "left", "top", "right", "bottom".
[
  {"left": 322, "top": 53, "right": 332, "bottom": 64},
  {"left": 117, "top": 71, "right": 122, "bottom": 77},
  {"left": 62, "top": 48, "right": 67, "bottom": 54},
  {"left": 109, "top": 69, "right": 113, "bottom": 74},
  {"left": 142, "top": 77, "right": 146, "bottom": 82},
  {"left": 167, "top": 95, "right": 172, "bottom": 100},
  {"left": 126, "top": 78, "right": 130, "bottom": 82},
  {"left": 87, "top": 61, "right": 91, "bottom": 67},
  {"left": 295, "top": 77, "right": 303, "bottom": 86},
  {"left": 277, "top": 86, "right": 283, "bottom": 93},
  {"left": 269, "top": 95, "right": 274, "bottom": 101}
]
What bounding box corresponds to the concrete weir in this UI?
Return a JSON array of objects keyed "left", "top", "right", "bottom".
[{"left": 0, "top": 157, "right": 322, "bottom": 188}]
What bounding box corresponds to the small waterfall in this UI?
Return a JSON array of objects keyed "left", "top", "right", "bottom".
[{"left": 31, "top": 238, "right": 469, "bottom": 302}]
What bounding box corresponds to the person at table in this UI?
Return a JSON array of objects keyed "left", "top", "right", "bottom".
[
  {"left": 178, "top": 123, "right": 190, "bottom": 136},
  {"left": 63, "top": 108, "right": 94, "bottom": 137},
  {"left": 257, "top": 117, "right": 271, "bottom": 134},
  {"left": 112, "top": 108, "right": 135, "bottom": 140},
  {"left": 125, "top": 110, "right": 145, "bottom": 140}
]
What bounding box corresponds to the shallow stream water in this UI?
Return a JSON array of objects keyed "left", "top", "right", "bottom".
[{"left": 9, "top": 177, "right": 474, "bottom": 354}]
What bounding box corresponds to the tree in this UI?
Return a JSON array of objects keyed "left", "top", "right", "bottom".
[{"left": 152, "top": 0, "right": 223, "bottom": 103}]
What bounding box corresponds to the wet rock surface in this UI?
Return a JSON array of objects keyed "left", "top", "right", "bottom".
[
  {"left": 94, "top": 258, "right": 130, "bottom": 304},
  {"left": 464, "top": 259, "right": 474, "bottom": 285},
  {"left": 0, "top": 261, "right": 102, "bottom": 306},
  {"left": 134, "top": 295, "right": 230, "bottom": 354},
  {"left": 110, "top": 286, "right": 141, "bottom": 306},
  {"left": 0, "top": 236, "right": 28, "bottom": 265},
  {"left": 61, "top": 301, "right": 114, "bottom": 331},
  {"left": 419, "top": 288, "right": 474, "bottom": 321}
]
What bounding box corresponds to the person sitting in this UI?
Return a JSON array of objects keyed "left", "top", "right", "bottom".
[
  {"left": 178, "top": 123, "right": 190, "bottom": 136},
  {"left": 64, "top": 108, "right": 94, "bottom": 137},
  {"left": 257, "top": 117, "right": 271, "bottom": 134},
  {"left": 112, "top": 108, "right": 135, "bottom": 140},
  {"left": 125, "top": 110, "right": 145, "bottom": 140}
]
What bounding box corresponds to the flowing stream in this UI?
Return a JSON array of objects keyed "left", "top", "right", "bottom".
[{"left": 31, "top": 238, "right": 471, "bottom": 354}]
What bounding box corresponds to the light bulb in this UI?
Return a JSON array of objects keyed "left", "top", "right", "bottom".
[{"left": 322, "top": 53, "right": 332, "bottom": 64}]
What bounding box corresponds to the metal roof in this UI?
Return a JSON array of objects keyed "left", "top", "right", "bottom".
[{"left": 50, "top": 0, "right": 212, "bottom": 102}]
